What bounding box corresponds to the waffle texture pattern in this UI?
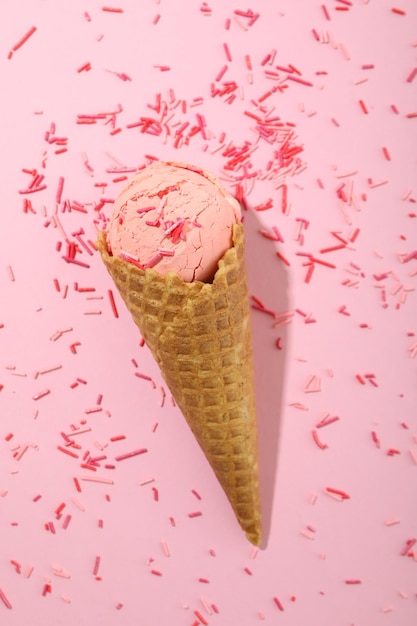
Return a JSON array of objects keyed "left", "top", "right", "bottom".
[{"left": 97, "top": 222, "right": 261, "bottom": 545}]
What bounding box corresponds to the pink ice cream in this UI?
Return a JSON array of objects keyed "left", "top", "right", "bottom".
[{"left": 106, "top": 161, "right": 241, "bottom": 282}]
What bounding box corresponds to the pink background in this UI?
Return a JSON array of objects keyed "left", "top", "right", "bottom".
[{"left": 1, "top": 1, "right": 416, "bottom": 624}]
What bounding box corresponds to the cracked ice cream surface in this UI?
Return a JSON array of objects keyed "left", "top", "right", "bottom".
[{"left": 106, "top": 161, "right": 241, "bottom": 282}]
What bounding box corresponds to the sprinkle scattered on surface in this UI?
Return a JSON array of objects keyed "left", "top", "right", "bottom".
[{"left": 0, "top": 1, "right": 416, "bottom": 624}]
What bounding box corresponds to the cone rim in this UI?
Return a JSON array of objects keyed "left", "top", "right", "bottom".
[{"left": 96, "top": 221, "right": 245, "bottom": 288}]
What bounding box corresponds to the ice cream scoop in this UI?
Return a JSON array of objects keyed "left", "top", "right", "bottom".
[{"left": 106, "top": 161, "right": 241, "bottom": 282}]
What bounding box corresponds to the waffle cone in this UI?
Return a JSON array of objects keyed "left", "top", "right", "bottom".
[{"left": 97, "top": 222, "right": 261, "bottom": 545}]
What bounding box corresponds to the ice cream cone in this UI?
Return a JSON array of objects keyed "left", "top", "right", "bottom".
[{"left": 97, "top": 222, "right": 261, "bottom": 545}]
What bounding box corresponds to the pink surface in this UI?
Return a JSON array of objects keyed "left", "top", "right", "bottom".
[
  {"left": 106, "top": 161, "right": 241, "bottom": 281},
  {"left": 1, "top": 1, "right": 416, "bottom": 624}
]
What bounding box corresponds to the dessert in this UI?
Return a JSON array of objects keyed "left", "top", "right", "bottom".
[
  {"left": 97, "top": 161, "right": 261, "bottom": 545},
  {"left": 105, "top": 161, "right": 241, "bottom": 282}
]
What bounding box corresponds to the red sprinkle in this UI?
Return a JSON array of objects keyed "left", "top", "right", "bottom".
[
  {"left": 33, "top": 389, "right": 51, "bottom": 400},
  {"left": 316, "top": 415, "right": 339, "bottom": 428},
  {"left": 0, "top": 587, "right": 12, "bottom": 609},
  {"left": 10, "top": 560, "right": 22, "bottom": 574},
  {"left": 9, "top": 26, "right": 37, "bottom": 55},
  {"left": 312, "top": 429, "right": 328, "bottom": 450},
  {"left": 287, "top": 75, "right": 313, "bottom": 87},
  {"left": 102, "top": 6, "right": 124, "bottom": 12},
  {"left": 42, "top": 583, "right": 52, "bottom": 596},
  {"left": 400, "top": 538, "right": 416, "bottom": 556},
  {"left": 382, "top": 146, "right": 391, "bottom": 161},
  {"left": 93, "top": 556, "right": 101, "bottom": 576},
  {"left": 223, "top": 42, "right": 232, "bottom": 62},
  {"left": 114, "top": 448, "right": 148, "bottom": 461},
  {"left": 350, "top": 228, "right": 360, "bottom": 242},
  {"left": 110, "top": 435, "right": 126, "bottom": 442},
  {"left": 371, "top": 431, "right": 381, "bottom": 448},
  {"left": 135, "top": 372, "right": 153, "bottom": 383},
  {"left": 406, "top": 67, "right": 417, "bottom": 83},
  {"left": 310, "top": 257, "right": 336, "bottom": 269},
  {"left": 321, "top": 4, "right": 331, "bottom": 20},
  {"left": 358, "top": 99, "right": 368, "bottom": 114},
  {"left": 107, "top": 289, "right": 119, "bottom": 318},
  {"left": 276, "top": 251, "right": 291, "bottom": 266},
  {"left": 320, "top": 244, "right": 346, "bottom": 254},
  {"left": 77, "top": 62, "right": 92, "bottom": 73},
  {"left": 325, "top": 486, "right": 350, "bottom": 499},
  {"left": 56, "top": 177, "right": 65, "bottom": 204},
  {"left": 55, "top": 502, "right": 66, "bottom": 516},
  {"left": 194, "top": 610, "right": 209, "bottom": 625},
  {"left": 304, "top": 263, "right": 315, "bottom": 283},
  {"left": 62, "top": 515, "right": 72, "bottom": 530}
]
